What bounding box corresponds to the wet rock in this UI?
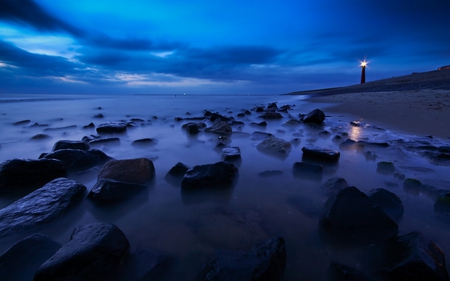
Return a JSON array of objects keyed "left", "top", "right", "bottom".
[
  {"left": 301, "top": 146, "right": 340, "bottom": 163},
  {"left": 319, "top": 186, "right": 398, "bottom": 244},
  {"left": 96, "top": 122, "right": 127, "bottom": 134},
  {"left": 320, "top": 177, "right": 349, "bottom": 196},
  {"left": 328, "top": 262, "right": 376, "bottom": 281},
  {"left": 204, "top": 110, "right": 213, "bottom": 117},
  {"left": 244, "top": 109, "right": 252, "bottom": 115},
  {"left": 29, "top": 134, "right": 52, "bottom": 140},
  {"left": 251, "top": 131, "right": 273, "bottom": 140},
  {"left": 34, "top": 222, "right": 130, "bottom": 281},
  {"left": 258, "top": 170, "right": 284, "bottom": 178},
  {"left": 0, "top": 159, "right": 66, "bottom": 191},
  {"left": 131, "top": 138, "right": 157, "bottom": 147},
  {"left": 368, "top": 188, "right": 404, "bottom": 222},
  {"left": 197, "top": 236, "right": 286, "bottom": 281},
  {"left": 0, "top": 233, "right": 62, "bottom": 281},
  {"left": 222, "top": 147, "right": 241, "bottom": 162},
  {"left": 382, "top": 232, "right": 449, "bottom": 281},
  {"left": 116, "top": 248, "right": 170, "bottom": 281},
  {"left": 420, "top": 150, "right": 450, "bottom": 166},
  {"left": 130, "top": 117, "right": 145, "bottom": 122},
  {"left": 165, "top": 162, "right": 190, "bottom": 178},
  {"left": 205, "top": 119, "right": 233, "bottom": 135},
  {"left": 260, "top": 112, "right": 283, "bottom": 119},
  {"left": 182, "top": 122, "right": 199, "bottom": 134},
  {"left": 98, "top": 158, "right": 155, "bottom": 185},
  {"left": 52, "top": 140, "right": 90, "bottom": 151},
  {"left": 42, "top": 149, "right": 112, "bottom": 172},
  {"left": 181, "top": 161, "right": 238, "bottom": 190},
  {"left": 302, "top": 109, "right": 325, "bottom": 124},
  {"left": 403, "top": 178, "right": 422, "bottom": 194},
  {"left": 254, "top": 106, "right": 265, "bottom": 112},
  {"left": 88, "top": 178, "right": 147, "bottom": 203},
  {"left": 267, "top": 102, "right": 278, "bottom": 109},
  {"left": 251, "top": 121, "right": 267, "bottom": 127},
  {"left": 293, "top": 162, "right": 323, "bottom": 181},
  {"left": 257, "top": 137, "right": 292, "bottom": 155},
  {"left": 0, "top": 178, "right": 86, "bottom": 238},
  {"left": 376, "top": 161, "right": 396, "bottom": 175}
]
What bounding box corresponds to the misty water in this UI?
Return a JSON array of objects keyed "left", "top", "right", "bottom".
[{"left": 0, "top": 93, "right": 449, "bottom": 280}]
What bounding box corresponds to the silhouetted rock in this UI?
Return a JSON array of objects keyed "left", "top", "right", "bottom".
[
  {"left": 42, "top": 149, "right": 112, "bottom": 172},
  {"left": 197, "top": 236, "right": 286, "bottom": 281},
  {"left": 257, "top": 137, "right": 292, "bottom": 155},
  {"left": 302, "top": 109, "right": 325, "bottom": 124},
  {"left": 282, "top": 118, "right": 301, "bottom": 126},
  {"left": 96, "top": 122, "right": 127, "bottom": 134},
  {"left": 0, "top": 178, "right": 86, "bottom": 238},
  {"left": 382, "top": 232, "right": 449, "bottom": 281},
  {"left": 131, "top": 138, "right": 157, "bottom": 147},
  {"left": 320, "top": 186, "right": 398, "bottom": 244},
  {"left": 0, "top": 158, "right": 66, "bottom": 192},
  {"left": 88, "top": 179, "right": 147, "bottom": 203},
  {"left": 83, "top": 122, "right": 95, "bottom": 128},
  {"left": 182, "top": 122, "right": 206, "bottom": 134},
  {"left": 181, "top": 161, "right": 238, "bottom": 190},
  {"left": 376, "top": 161, "right": 396, "bottom": 174},
  {"left": 52, "top": 140, "right": 90, "bottom": 151},
  {"left": 222, "top": 147, "right": 241, "bottom": 161},
  {"left": 98, "top": 158, "right": 155, "bottom": 185},
  {"left": 293, "top": 162, "right": 323, "bottom": 181},
  {"left": 260, "top": 112, "right": 283, "bottom": 119},
  {"left": 34, "top": 223, "right": 130, "bottom": 281},
  {"left": 302, "top": 146, "right": 340, "bottom": 162},
  {"left": 94, "top": 113, "right": 104, "bottom": 118},
  {"left": 368, "top": 188, "right": 404, "bottom": 222},
  {"left": 205, "top": 119, "right": 232, "bottom": 135},
  {"left": 116, "top": 248, "right": 171, "bottom": 281},
  {"left": 320, "top": 177, "right": 349, "bottom": 196},
  {"left": 0, "top": 233, "right": 62, "bottom": 281}
]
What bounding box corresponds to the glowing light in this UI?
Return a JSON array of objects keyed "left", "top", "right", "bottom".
[{"left": 360, "top": 61, "right": 367, "bottom": 67}]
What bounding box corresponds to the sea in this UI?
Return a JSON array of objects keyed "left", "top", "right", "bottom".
[{"left": 0, "top": 93, "right": 449, "bottom": 280}]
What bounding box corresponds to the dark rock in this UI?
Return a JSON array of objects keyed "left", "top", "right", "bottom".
[
  {"left": 302, "top": 109, "right": 325, "bottom": 124},
  {"left": 96, "top": 122, "right": 127, "bottom": 134},
  {"left": 29, "top": 134, "right": 52, "bottom": 140},
  {"left": 293, "top": 162, "right": 323, "bottom": 181},
  {"left": 244, "top": 110, "right": 252, "bottom": 115},
  {"left": 376, "top": 161, "right": 396, "bottom": 175},
  {"left": 205, "top": 119, "right": 232, "bottom": 135},
  {"left": 181, "top": 161, "right": 238, "bottom": 190},
  {"left": 52, "top": 140, "right": 90, "bottom": 151},
  {"left": 339, "top": 139, "right": 358, "bottom": 150},
  {"left": 382, "top": 232, "right": 449, "bottom": 281},
  {"left": 210, "top": 113, "right": 230, "bottom": 122},
  {"left": 255, "top": 106, "right": 265, "bottom": 112},
  {"left": 98, "top": 158, "right": 155, "bottom": 185},
  {"left": 257, "top": 137, "right": 292, "bottom": 155},
  {"left": 237, "top": 113, "right": 245, "bottom": 117},
  {"left": 204, "top": 110, "right": 213, "bottom": 117},
  {"left": 174, "top": 117, "right": 184, "bottom": 121},
  {"left": 301, "top": 146, "right": 340, "bottom": 162},
  {"left": 332, "top": 135, "right": 343, "bottom": 143},
  {"left": 368, "top": 188, "right": 404, "bottom": 222},
  {"left": 251, "top": 131, "right": 273, "bottom": 140},
  {"left": 434, "top": 193, "right": 450, "bottom": 216},
  {"left": 116, "top": 248, "right": 170, "bottom": 281},
  {"left": 88, "top": 178, "right": 147, "bottom": 203},
  {"left": 258, "top": 170, "right": 283, "bottom": 177},
  {"left": 0, "top": 178, "right": 86, "bottom": 238},
  {"left": 282, "top": 118, "right": 301, "bottom": 126},
  {"left": 267, "top": 102, "right": 278, "bottom": 109},
  {"left": 197, "top": 236, "right": 286, "bottom": 281},
  {"left": 222, "top": 147, "right": 241, "bottom": 161},
  {"left": 182, "top": 122, "right": 201, "bottom": 134},
  {"left": 320, "top": 177, "right": 349, "bottom": 195},
  {"left": 318, "top": 130, "right": 331, "bottom": 137},
  {"left": 13, "top": 119, "right": 31, "bottom": 125},
  {"left": 43, "top": 149, "right": 112, "bottom": 172},
  {"left": 166, "top": 162, "right": 190, "bottom": 178},
  {"left": 251, "top": 121, "right": 267, "bottom": 127},
  {"left": 0, "top": 233, "right": 62, "bottom": 281},
  {"left": 403, "top": 178, "right": 422, "bottom": 194},
  {"left": 130, "top": 118, "right": 145, "bottom": 122},
  {"left": 328, "top": 262, "right": 376, "bottom": 281},
  {"left": 43, "top": 125, "right": 77, "bottom": 131},
  {"left": 34, "top": 222, "right": 130, "bottom": 281},
  {"left": 260, "top": 112, "right": 283, "bottom": 119},
  {"left": 0, "top": 159, "right": 66, "bottom": 191},
  {"left": 319, "top": 186, "right": 398, "bottom": 244},
  {"left": 131, "top": 138, "right": 157, "bottom": 147},
  {"left": 358, "top": 140, "right": 389, "bottom": 148}
]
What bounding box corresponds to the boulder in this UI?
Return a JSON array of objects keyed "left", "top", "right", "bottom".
[
  {"left": 222, "top": 147, "right": 241, "bottom": 162},
  {"left": 368, "top": 188, "right": 404, "bottom": 222},
  {"left": 319, "top": 186, "right": 398, "bottom": 244},
  {"left": 382, "top": 232, "right": 449, "bottom": 281},
  {"left": 166, "top": 162, "right": 190, "bottom": 178},
  {"left": 131, "top": 138, "right": 157, "bottom": 147},
  {"left": 52, "top": 140, "right": 90, "bottom": 151},
  {"left": 116, "top": 248, "right": 170, "bottom": 281},
  {"left": 42, "top": 149, "right": 112, "bottom": 172},
  {"left": 403, "top": 178, "right": 422, "bottom": 194},
  {"left": 197, "top": 236, "right": 286, "bottom": 281},
  {"left": 34, "top": 223, "right": 130, "bottom": 281},
  {"left": 0, "top": 233, "right": 62, "bottom": 281},
  {"left": 181, "top": 161, "right": 238, "bottom": 190},
  {"left": 257, "top": 137, "right": 292, "bottom": 155},
  {"left": 301, "top": 146, "right": 340, "bottom": 162},
  {"left": 88, "top": 179, "right": 147, "bottom": 203},
  {"left": 320, "top": 177, "right": 349, "bottom": 196},
  {"left": 98, "top": 158, "right": 155, "bottom": 185},
  {"left": 293, "top": 162, "right": 323, "bottom": 181},
  {"left": 205, "top": 119, "right": 233, "bottom": 135},
  {"left": 0, "top": 178, "right": 86, "bottom": 238},
  {"left": 376, "top": 161, "right": 396, "bottom": 175},
  {"left": 302, "top": 109, "right": 325, "bottom": 124},
  {"left": 0, "top": 158, "right": 66, "bottom": 192},
  {"left": 96, "top": 122, "right": 127, "bottom": 134},
  {"left": 260, "top": 112, "right": 283, "bottom": 119}
]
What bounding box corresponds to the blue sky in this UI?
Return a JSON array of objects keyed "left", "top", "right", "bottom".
[{"left": 1, "top": 0, "right": 449, "bottom": 95}]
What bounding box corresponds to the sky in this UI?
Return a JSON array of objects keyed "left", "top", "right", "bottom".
[{"left": 0, "top": 0, "right": 449, "bottom": 95}]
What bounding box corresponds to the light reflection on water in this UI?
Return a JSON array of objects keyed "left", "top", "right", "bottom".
[{"left": 0, "top": 94, "right": 449, "bottom": 280}]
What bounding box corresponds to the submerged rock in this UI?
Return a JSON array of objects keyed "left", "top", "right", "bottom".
[
  {"left": 302, "top": 109, "right": 325, "bottom": 124},
  {"left": 0, "top": 178, "right": 86, "bottom": 238},
  {"left": 403, "top": 178, "right": 422, "bottom": 194},
  {"left": 29, "top": 134, "right": 52, "bottom": 140},
  {"left": 368, "top": 188, "right": 404, "bottom": 222},
  {"left": 376, "top": 161, "right": 396, "bottom": 175},
  {"left": 35, "top": 223, "right": 130, "bottom": 281},
  {"left": 301, "top": 146, "right": 340, "bottom": 162},
  {"left": 320, "top": 177, "right": 349, "bottom": 196},
  {"left": 222, "top": 147, "right": 241, "bottom": 162},
  {"left": 0, "top": 158, "right": 66, "bottom": 192},
  {"left": 197, "top": 236, "right": 286, "bottom": 281},
  {"left": 98, "top": 158, "right": 155, "bottom": 185},
  {"left": 181, "top": 161, "right": 238, "bottom": 190},
  {"left": 52, "top": 140, "right": 90, "bottom": 151},
  {"left": 0, "top": 233, "right": 62, "bottom": 281},
  {"left": 166, "top": 162, "right": 190, "bottom": 178},
  {"left": 42, "top": 149, "right": 112, "bottom": 172}
]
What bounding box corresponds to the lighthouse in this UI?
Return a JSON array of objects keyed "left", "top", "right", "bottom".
[{"left": 360, "top": 61, "right": 367, "bottom": 84}]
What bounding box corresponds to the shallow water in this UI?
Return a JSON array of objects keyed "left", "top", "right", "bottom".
[{"left": 0, "top": 93, "right": 449, "bottom": 280}]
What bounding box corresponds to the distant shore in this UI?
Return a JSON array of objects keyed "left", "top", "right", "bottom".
[{"left": 289, "top": 69, "right": 450, "bottom": 140}]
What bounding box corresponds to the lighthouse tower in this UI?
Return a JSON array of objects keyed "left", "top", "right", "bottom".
[{"left": 360, "top": 61, "right": 367, "bottom": 84}]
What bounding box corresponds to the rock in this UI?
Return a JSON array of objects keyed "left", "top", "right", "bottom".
[
  {"left": 403, "top": 178, "right": 422, "bottom": 194},
  {"left": 94, "top": 113, "right": 104, "bottom": 118},
  {"left": 42, "top": 149, "right": 112, "bottom": 172},
  {"left": 320, "top": 177, "right": 349, "bottom": 195},
  {"left": 130, "top": 118, "right": 145, "bottom": 122},
  {"left": 210, "top": 113, "right": 230, "bottom": 122},
  {"left": 96, "top": 122, "right": 127, "bottom": 134},
  {"left": 251, "top": 131, "right": 273, "bottom": 140},
  {"left": 0, "top": 233, "right": 62, "bottom": 281},
  {"left": 293, "top": 162, "right": 323, "bottom": 181},
  {"left": 197, "top": 236, "right": 286, "bottom": 281},
  {"left": 52, "top": 140, "right": 90, "bottom": 151},
  {"left": 98, "top": 158, "right": 155, "bottom": 185},
  {"left": 244, "top": 110, "right": 252, "bottom": 115},
  {"left": 282, "top": 118, "right": 301, "bottom": 126},
  {"left": 339, "top": 139, "right": 358, "bottom": 150},
  {"left": 382, "top": 232, "right": 449, "bottom": 281},
  {"left": 29, "top": 134, "right": 52, "bottom": 140},
  {"left": 251, "top": 121, "right": 267, "bottom": 127},
  {"left": 0, "top": 159, "right": 66, "bottom": 191},
  {"left": 35, "top": 223, "right": 130, "bottom": 281},
  {"left": 434, "top": 193, "right": 450, "bottom": 217},
  {"left": 204, "top": 110, "right": 213, "bottom": 117},
  {"left": 131, "top": 138, "right": 157, "bottom": 147},
  {"left": 237, "top": 113, "right": 245, "bottom": 117},
  {"left": 205, "top": 119, "right": 233, "bottom": 135},
  {"left": 328, "top": 262, "right": 376, "bottom": 281},
  {"left": 260, "top": 112, "right": 283, "bottom": 119},
  {"left": 267, "top": 102, "right": 278, "bottom": 109},
  {"left": 368, "top": 188, "right": 404, "bottom": 222},
  {"left": 357, "top": 140, "right": 389, "bottom": 148},
  {"left": 0, "top": 178, "right": 86, "bottom": 238},
  {"left": 222, "top": 147, "right": 241, "bottom": 161},
  {"left": 13, "top": 119, "right": 31, "bottom": 125},
  {"left": 88, "top": 178, "right": 147, "bottom": 203},
  {"left": 301, "top": 146, "right": 340, "bottom": 162},
  {"left": 89, "top": 137, "right": 121, "bottom": 146},
  {"left": 257, "top": 137, "right": 292, "bottom": 155},
  {"left": 43, "top": 125, "right": 77, "bottom": 131},
  {"left": 116, "top": 248, "right": 170, "bottom": 281},
  {"left": 166, "top": 162, "right": 190, "bottom": 178},
  {"left": 181, "top": 161, "right": 238, "bottom": 190},
  {"left": 254, "top": 106, "right": 265, "bottom": 112},
  {"left": 376, "top": 161, "right": 396, "bottom": 174},
  {"left": 302, "top": 109, "right": 325, "bottom": 124},
  {"left": 320, "top": 186, "right": 398, "bottom": 244},
  {"left": 258, "top": 170, "right": 284, "bottom": 178},
  {"left": 182, "top": 122, "right": 202, "bottom": 134}
]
